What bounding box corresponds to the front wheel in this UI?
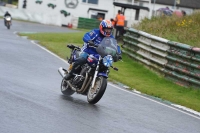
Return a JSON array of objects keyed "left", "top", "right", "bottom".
[
  {"left": 61, "top": 78, "right": 75, "bottom": 96},
  {"left": 6, "top": 22, "right": 10, "bottom": 29},
  {"left": 87, "top": 76, "right": 107, "bottom": 104}
]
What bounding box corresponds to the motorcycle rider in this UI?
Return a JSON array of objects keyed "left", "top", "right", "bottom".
[
  {"left": 4, "top": 11, "right": 12, "bottom": 26},
  {"left": 64, "top": 19, "right": 122, "bottom": 80}
]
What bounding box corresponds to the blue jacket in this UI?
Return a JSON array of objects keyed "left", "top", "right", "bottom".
[{"left": 82, "top": 29, "right": 121, "bottom": 55}]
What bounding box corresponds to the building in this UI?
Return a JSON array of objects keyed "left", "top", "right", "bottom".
[
  {"left": 6, "top": 0, "right": 200, "bottom": 27},
  {"left": 16, "top": 0, "right": 150, "bottom": 27}
]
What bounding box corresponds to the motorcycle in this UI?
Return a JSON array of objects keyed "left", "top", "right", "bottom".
[
  {"left": 58, "top": 37, "right": 120, "bottom": 104},
  {"left": 4, "top": 16, "right": 11, "bottom": 29}
]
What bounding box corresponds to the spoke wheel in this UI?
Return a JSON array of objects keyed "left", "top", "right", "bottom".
[
  {"left": 87, "top": 76, "right": 107, "bottom": 104},
  {"left": 61, "top": 79, "right": 75, "bottom": 96}
]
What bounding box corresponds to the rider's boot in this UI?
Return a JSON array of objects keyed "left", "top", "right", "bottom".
[
  {"left": 64, "top": 58, "right": 85, "bottom": 80},
  {"left": 63, "top": 63, "right": 73, "bottom": 81},
  {"left": 64, "top": 73, "right": 74, "bottom": 80}
]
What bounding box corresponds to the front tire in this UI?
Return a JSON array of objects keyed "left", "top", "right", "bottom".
[
  {"left": 87, "top": 76, "right": 107, "bottom": 104},
  {"left": 6, "top": 22, "right": 10, "bottom": 29},
  {"left": 61, "top": 78, "right": 75, "bottom": 96}
]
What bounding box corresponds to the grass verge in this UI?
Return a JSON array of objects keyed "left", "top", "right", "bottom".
[
  {"left": 133, "top": 12, "right": 200, "bottom": 47},
  {"left": 19, "top": 32, "right": 200, "bottom": 112}
]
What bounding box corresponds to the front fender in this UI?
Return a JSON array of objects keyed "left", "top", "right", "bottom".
[{"left": 98, "top": 72, "right": 108, "bottom": 78}]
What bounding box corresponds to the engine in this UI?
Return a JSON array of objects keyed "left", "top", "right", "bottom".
[
  {"left": 71, "top": 64, "right": 91, "bottom": 88},
  {"left": 71, "top": 75, "right": 84, "bottom": 88}
]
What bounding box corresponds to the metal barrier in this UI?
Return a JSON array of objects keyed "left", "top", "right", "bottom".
[{"left": 123, "top": 27, "right": 200, "bottom": 88}]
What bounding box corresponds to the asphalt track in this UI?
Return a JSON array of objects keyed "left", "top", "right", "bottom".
[{"left": 0, "top": 19, "right": 200, "bottom": 133}]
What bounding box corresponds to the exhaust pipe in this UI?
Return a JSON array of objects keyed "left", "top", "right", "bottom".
[
  {"left": 58, "top": 67, "right": 77, "bottom": 92},
  {"left": 58, "top": 67, "right": 67, "bottom": 78}
]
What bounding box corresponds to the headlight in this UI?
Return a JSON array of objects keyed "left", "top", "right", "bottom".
[
  {"left": 6, "top": 17, "right": 11, "bottom": 21},
  {"left": 103, "top": 55, "right": 113, "bottom": 67}
]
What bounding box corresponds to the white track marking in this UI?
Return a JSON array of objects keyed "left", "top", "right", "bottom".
[{"left": 108, "top": 83, "right": 200, "bottom": 120}]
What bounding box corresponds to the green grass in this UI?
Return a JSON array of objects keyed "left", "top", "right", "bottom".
[
  {"left": 133, "top": 12, "right": 200, "bottom": 47},
  {"left": 110, "top": 54, "right": 200, "bottom": 109},
  {"left": 12, "top": 1, "right": 18, "bottom": 5},
  {"left": 19, "top": 32, "right": 84, "bottom": 58},
  {"left": 19, "top": 32, "right": 200, "bottom": 112}
]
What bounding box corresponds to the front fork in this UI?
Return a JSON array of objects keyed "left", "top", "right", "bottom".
[{"left": 91, "top": 57, "right": 101, "bottom": 88}]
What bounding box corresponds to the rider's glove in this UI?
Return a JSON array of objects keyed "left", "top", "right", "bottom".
[{"left": 88, "top": 40, "right": 95, "bottom": 47}]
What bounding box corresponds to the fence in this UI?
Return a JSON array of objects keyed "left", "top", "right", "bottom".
[
  {"left": 123, "top": 27, "right": 200, "bottom": 88},
  {"left": 78, "top": 17, "right": 100, "bottom": 30}
]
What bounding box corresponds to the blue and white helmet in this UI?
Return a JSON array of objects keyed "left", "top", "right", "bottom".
[{"left": 99, "top": 20, "right": 113, "bottom": 37}]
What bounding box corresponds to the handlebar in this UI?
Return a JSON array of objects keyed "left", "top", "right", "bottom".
[
  {"left": 67, "top": 44, "right": 80, "bottom": 50},
  {"left": 88, "top": 40, "right": 98, "bottom": 48},
  {"left": 111, "top": 66, "right": 118, "bottom": 71}
]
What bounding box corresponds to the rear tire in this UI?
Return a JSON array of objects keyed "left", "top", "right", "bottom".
[
  {"left": 87, "top": 76, "right": 107, "bottom": 104},
  {"left": 61, "top": 78, "right": 75, "bottom": 96}
]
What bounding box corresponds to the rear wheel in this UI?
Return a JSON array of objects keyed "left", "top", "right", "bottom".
[
  {"left": 87, "top": 76, "right": 107, "bottom": 104},
  {"left": 61, "top": 78, "right": 75, "bottom": 96}
]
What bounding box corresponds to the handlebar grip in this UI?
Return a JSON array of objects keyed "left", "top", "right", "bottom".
[
  {"left": 67, "top": 44, "right": 76, "bottom": 49},
  {"left": 67, "top": 44, "right": 80, "bottom": 50},
  {"left": 88, "top": 40, "right": 95, "bottom": 46}
]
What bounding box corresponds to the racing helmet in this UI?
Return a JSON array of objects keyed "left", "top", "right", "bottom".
[{"left": 99, "top": 20, "right": 113, "bottom": 37}]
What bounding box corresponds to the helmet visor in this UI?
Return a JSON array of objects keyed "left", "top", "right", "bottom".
[{"left": 104, "top": 28, "right": 112, "bottom": 35}]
